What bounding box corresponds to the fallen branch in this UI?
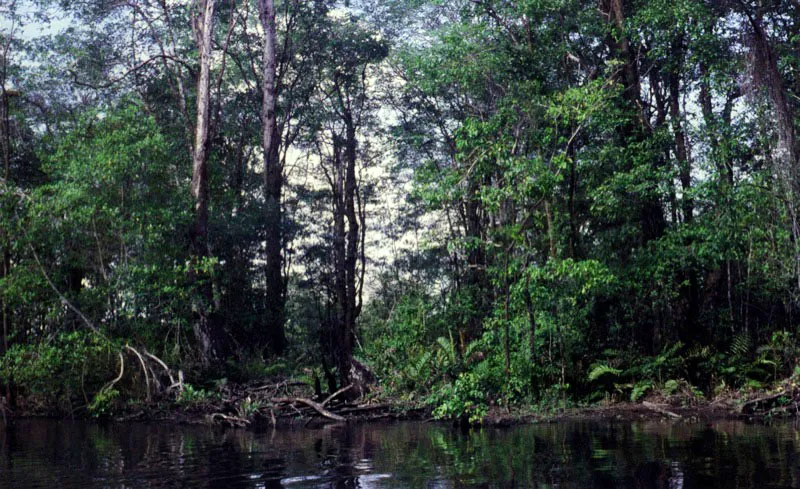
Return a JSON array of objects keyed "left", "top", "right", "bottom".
[
  {"left": 210, "top": 412, "right": 251, "bottom": 428},
  {"left": 322, "top": 384, "right": 353, "bottom": 407},
  {"left": 738, "top": 392, "right": 787, "bottom": 414},
  {"left": 249, "top": 381, "right": 307, "bottom": 392},
  {"left": 271, "top": 397, "right": 346, "bottom": 422},
  {"left": 118, "top": 410, "right": 145, "bottom": 422},
  {"left": 642, "top": 401, "right": 681, "bottom": 419},
  {"left": 338, "top": 403, "right": 391, "bottom": 414}
]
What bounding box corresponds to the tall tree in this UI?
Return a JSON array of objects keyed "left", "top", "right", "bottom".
[
  {"left": 259, "top": 0, "right": 286, "bottom": 356},
  {"left": 189, "top": 0, "right": 225, "bottom": 364},
  {"left": 306, "top": 16, "right": 387, "bottom": 392},
  {"left": 743, "top": 5, "right": 800, "bottom": 290},
  {"left": 0, "top": 0, "right": 20, "bottom": 400}
]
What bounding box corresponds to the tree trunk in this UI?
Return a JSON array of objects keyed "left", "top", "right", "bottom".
[
  {"left": 668, "top": 36, "right": 700, "bottom": 346},
  {"left": 746, "top": 12, "right": 800, "bottom": 291},
  {"left": 341, "top": 109, "right": 362, "bottom": 391},
  {"left": 1, "top": 78, "right": 10, "bottom": 366},
  {"left": 189, "top": 0, "right": 222, "bottom": 365},
  {"left": 332, "top": 136, "right": 348, "bottom": 385},
  {"left": 462, "top": 191, "right": 487, "bottom": 347},
  {"left": 1, "top": 44, "right": 15, "bottom": 403},
  {"left": 668, "top": 36, "right": 692, "bottom": 225},
  {"left": 259, "top": 0, "right": 286, "bottom": 356},
  {"left": 325, "top": 91, "right": 372, "bottom": 396}
]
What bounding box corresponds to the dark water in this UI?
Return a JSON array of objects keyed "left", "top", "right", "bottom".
[{"left": 1, "top": 419, "right": 799, "bottom": 488}]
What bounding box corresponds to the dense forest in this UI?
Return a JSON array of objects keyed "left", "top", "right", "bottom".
[{"left": 1, "top": 0, "right": 800, "bottom": 422}]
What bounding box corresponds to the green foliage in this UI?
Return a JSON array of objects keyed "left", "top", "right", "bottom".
[
  {"left": 177, "top": 385, "right": 214, "bottom": 407},
  {"left": 0, "top": 331, "right": 113, "bottom": 411},
  {"left": 236, "top": 397, "right": 263, "bottom": 418},
  {"left": 4, "top": 0, "right": 800, "bottom": 422},
  {"left": 88, "top": 388, "right": 120, "bottom": 417},
  {"left": 430, "top": 372, "right": 489, "bottom": 424},
  {"left": 588, "top": 364, "right": 622, "bottom": 382},
  {"left": 630, "top": 381, "right": 653, "bottom": 402},
  {"left": 362, "top": 289, "right": 460, "bottom": 396},
  {"left": 664, "top": 379, "right": 680, "bottom": 395}
]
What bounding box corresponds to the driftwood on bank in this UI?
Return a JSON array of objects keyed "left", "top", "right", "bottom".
[
  {"left": 267, "top": 384, "right": 355, "bottom": 422},
  {"left": 642, "top": 401, "right": 682, "bottom": 419},
  {"left": 270, "top": 397, "right": 346, "bottom": 422},
  {"left": 338, "top": 403, "right": 391, "bottom": 414},
  {"left": 194, "top": 379, "right": 415, "bottom": 428}
]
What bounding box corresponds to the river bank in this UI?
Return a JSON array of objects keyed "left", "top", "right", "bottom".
[
  {"left": 5, "top": 376, "right": 799, "bottom": 429},
  {"left": 483, "top": 385, "right": 800, "bottom": 426}
]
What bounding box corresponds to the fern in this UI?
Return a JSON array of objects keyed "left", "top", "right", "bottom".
[
  {"left": 405, "top": 351, "right": 432, "bottom": 381},
  {"left": 436, "top": 336, "right": 457, "bottom": 364},
  {"left": 588, "top": 364, "right": 622, "bottom": 382},
  {"left": 630, "top": 380, "right": 653, "bottom": 402},
  {"left": 729, "top": 334, "right": 750, "bottom": 357},
  {"left": 687, "top": 344, "right": 710, "bottom": 360}
]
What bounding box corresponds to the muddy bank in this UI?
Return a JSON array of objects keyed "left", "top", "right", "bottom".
[
  {"left": 6, "top": 379, "right": 800, "bottom": 429},
  {"left": 482, "top": 389, "right": 800, "bottom": 426},
  {"left": 114, "top": 396, "right": 799, "bottom": 429}
]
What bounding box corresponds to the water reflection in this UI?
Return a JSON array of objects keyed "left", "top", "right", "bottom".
[{"left": 0, "top": 419, "right": 799, "bottom": 488}]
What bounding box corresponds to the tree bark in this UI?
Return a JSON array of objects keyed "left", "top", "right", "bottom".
[
  {"left": 1, "top": 28, "right": 13, "bottom": 372},
  {"left": 1, "top": 84, "right": 10, "bottom": 403},
  {"left": 668, "top": 35, "right": 692, "bottom": 224},
  {"left": 462, "top": 191, "right": 487, "bottom": 346},
  {"left": 259, "top": 0, "right": 286, "bottom": 356},
  {"left": 189, "top": 0, "right": 222, "bottom": 365},
  {"left": 746, "top": 11, "right": 800, "bottom": 290},
  {"left": 190, "top": 0, "right": 215, "bottom": 245},
  {"left": 668, "top": 35, "right": 700, "bottom": 346},
  {"left": 324, "top": 79, "right": 372, "bottom": 396},
  {"left": 341, "top": 107, "right": 360, "bottom": 390},
  {"left": 1, "top": 71, "right": 10, "bottom": 367}
]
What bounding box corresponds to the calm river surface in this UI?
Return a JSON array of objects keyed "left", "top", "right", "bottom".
[{"left": 0, "top": 418, "right": 799, "bottom": 488}]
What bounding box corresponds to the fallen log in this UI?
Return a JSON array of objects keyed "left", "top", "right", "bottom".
[
  {"left": 271, "top": 397, "right": 346, "bottom": 422},
  {"left": 642, "top": 401, "right": 681, "bottom": 419},
  {"left": 338, "top": 404, "right": 391, "bottom": 414}
]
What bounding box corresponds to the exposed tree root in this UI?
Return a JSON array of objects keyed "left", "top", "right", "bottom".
[{"left": 125, "top": 345, "right": 151, "bottom": 401}]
